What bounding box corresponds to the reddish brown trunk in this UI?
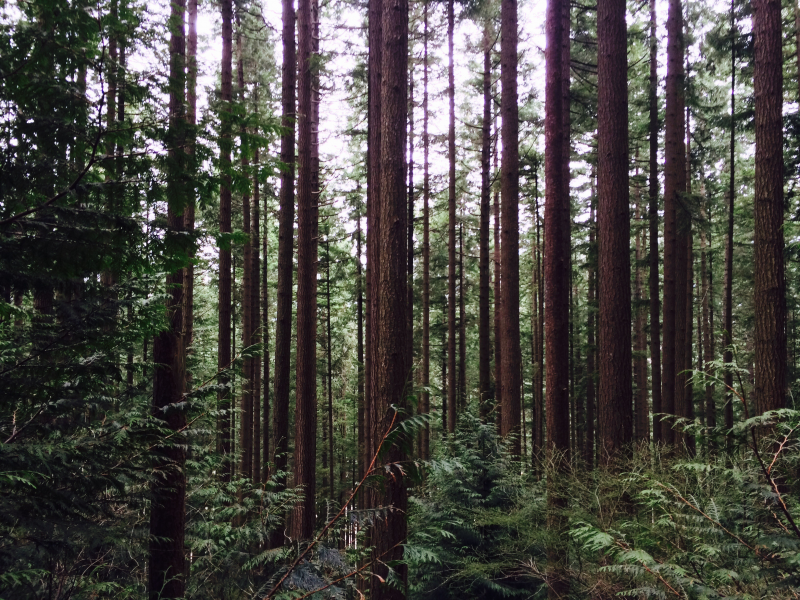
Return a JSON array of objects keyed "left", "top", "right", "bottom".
[
  {"left": 634, "top": 190, "right": 649, "bottom": 443},
  {"left": 252, "top": 142, "right": 262, "bottom": 483},
  {"left": 421, "top": 1, "right": 431, "bottom": 459},
  {"left": 370, "top": 0, "right": 409, "bottom": 591},
  {"left": 753, "top": 0, "right": 786, "bottom": 415},
  {"left": 500, "top": 0, "right": 521, "bottom": 456},
  {"left": 218, "top": 0, "right": 233, "bottom": 479},
  {"left": 585, "top": 193, "right": 596, "bottom": 466},
  {"left": 262, "top": 179, "right": 270, "bottom": 480},
  {"left": 446, "top": 0, "right": 457, "bottom": 435},
  {"left": 661, "top": 0, "right": 686, "bottom": 445},
  {"left": 149, "top": 0, "right": 186, "bottom": 594},
  {"left": 272, "top": 0, "right": 296, "bottom": 534},
  {"left": 290, "top": 0, "right": 318, "bottom": 540},
  {"left": 648, "top": 0, "right": 662, "bottom": 443},
  {"left": 723, "top": 0, "right": 735, "bottom": 446},
  {"left": 479, "top": 23, "right": 491, "bottom": 419},
  {"left": 458, "top": 222, "right": 466, "bottom": 411},
  {"left": 597, "top": 0, "right": 632, "bottom": 461}
]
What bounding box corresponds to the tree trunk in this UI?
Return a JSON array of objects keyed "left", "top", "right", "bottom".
[
  {"left": 252, "top": 142, "right": 262, "bottom": 484},
  {"left": 370, "top": 0, "right": 409, "bottom": 591},
  {"left": 661, "top": 0, "right": 686, "bottom": 446},
  {"left": 479, "top": 22, "right": 492, "bottom": 420},
  {"left": 183, "top": 0, "right": 197, "bottom": 374},
  {"left": 237, "top": 16, "right": 253, "bottom": 480},
  {"left": 357, "top": 213, "right": 365, "bottom": 479},
  {"left": 648, "top": 0, "right": 662, "bottom": 444},
  {"left": 327, "top": 240, "right": 335, "bottom": 498},
  {"left": 458, "top": 222, "right": 466, "bottom": 411},
  {"left": 262, "top": 178, "right": 270, "bottom": 480},
  {"left": 149, "top": 0, "right": 186, "bottom": 594},
  {"left": 446, "top": 0, "right": 457, "bottom": 436},
  {"left": 700, "top": 213, "right": 715, "bottom": 448},
  {"left": 421, "top": 0, "right": 431, "bottom": 460},
  {"left": 500, "top": 0, "right": 521, "bottom": 456},
  {"left": 290, "top": 0, "right": 318, "bottom": 540},
  {"left": 408, "top": 66, "right": 414, "bottom": 392},
  {"left": 753, "top": 0, "right": 786, "bottom": 415},
  {"left": 634, "top": 189, "right": 649, "bottom": 443},
  {"left": 585, "top": 191, "right": 596, "bottom": 466},
  {"left": 545, "top": 0, "right": 570, "bottom": 590},
  {"left": 272, "top": 0, "right": 296, "bottom": 542},
  {"left": 723, "top": 0, "right": 735, "bottom": 449}
]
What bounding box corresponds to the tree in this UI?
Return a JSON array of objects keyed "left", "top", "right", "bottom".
[
  {"left": 291, "top": 0, "right": 318, "bottom": 540},
  {"left": 421, "top": 0, "right": 431, "bottom": 460},
  {"left": 148, "top": 0, "right": 187, "bottom": 594},
  {"left": 272, "top": 0, "right": 296, "bottom": 542},
  {"left": 479, "top": 21, "right": 492, "bottom": 420},
  {"left": 752, "top": 0, "right": 785, "bottom": 415},
  {"left": 499, "top": 0, "right": 521, "bottom": 456},
  {"left": 447, "top": 0, "right": 457, "bottom": 436},
  {"left": 596, "top": 0, "right": 632, "bottom": 460}
]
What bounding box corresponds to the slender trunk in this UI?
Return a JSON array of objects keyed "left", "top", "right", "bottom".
[
  {"left": 500, "top": 0, "right": 521, "bottom": 456},
  {"left": 493, "top": 144, "right": 502, "bottom": 427},
  {"left": 723, "top": 0, "right": 735, "bottom": 448},
  {"left": 753, "top": 0, "right": 786, "bottom": 415},
  {"left": 262, "top": 182, "right": 270, "bottom": 480},
  {"left": 661, "top": 0, "right": 686, "bottom": 446},
  {"left": 218, "top": 0, "right": 234, "bottom": 480},
  {"left": 183, "top": 0, "right": 197, "bottom": 370},
  {"left": 648, "top": 0, "right": 662, "bottom": 444},
  {"left": 479, "top": 23, "right": 492, "bottom": 420},
  {"left": 634, "top": 189, "right": 649, "bottom": 443},
  {"left": 421, "top": 1, "right": 431, "bottom": 459},
  {"left": 272, "top": 0, "right": 296, "bottom": 538},
  {"left": 545, "top": 0, "right": 569, "bottom": 590},
  {"left": 458, "top": 222, "right": 466, "bottom": 411},
  {"left": 700, "top": 213, "right": 715, "bottom": 447},
  {"left": 290, "top": 0, "right": 318, "bottom": 540},
  {"left": 327, "top": 240, "right": 335, "bottom": 498},
  {"left": 366, "top": 0, "right": 383, "bottom": 479},
  {"left": 149, "top": 0, "right": 186, "bottom": 594},
  {"left": 371, "top": 0, "right": 409, "bottom": 590},
  {"left": 237, "top": 17, "right": 253, "bottom": 480},
  {"left": 684, "top": 105, "right": 695, "bottom": 455},
  {"left": 447, "top": 0, "right": 457, "bottom": 435},
  {"left": 252, "top": 142, "right": 262, "bottom": 484},
  {"left": 357, "top": 214, "right": 365, "bottom": 479},
  {"left": 585, "top": 192, "right": 596, "bottom": 466},
  {"left": 408, "top": 65, "right": 414, "bottom": 391}
]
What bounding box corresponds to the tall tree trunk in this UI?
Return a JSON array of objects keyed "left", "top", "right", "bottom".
[
  {"left": 357, "top": 213, "right": 365, "bottom": 479},
  {"left": 459, "top": 222, "right": 466, "bottom": 411},
  {"left": 500, "top": 0, "right": 521, "bottom": 456},
  {"left": 700, "top": 209, "right": 715, "bottom": 448},
  {"left": 237, "top": 17, "right": 253, "bottom": 480},
  {"left": 366, "top": 0, "right": 383, "bottom": 479},
  {"left": 183, "top": 0, "right": 197, "bottom": 373},
  {"left": 597, "top": 0, "right": 632, "bottom": 462},
  {"left": 634, "top": 190, "right": 649, "bottom": 443},
  {"left": 291, "top": 0, "right": 318, "bottom": 540},
  {"left": 272, "top": 0, "right": 296, "bottom": 542},
  {"left": 753, "top": 0, "right": 786, "bottom": 415},
  {"left": 252, "top": 142, "right": 262, "bottom": 484},
  {"left": 661, "top": 0, "right": 686, "bottom": 446},
  {"left": 531, "top": 168, "right": 542, "bottom": 458},
  {"left": 723, "top": 0, "right": 735, "bottom": 449},
  {"left": 262, "top": 181, "right": 270, "bottom": 480},
  {"left": 327, "top": 240, "right": 335, "bottom": 498},
  {"left": 149, "top": 0, "right": 186, "bottom": 594},
  {"left": 218, "top": 0, "right": 234, "bottom": 480},
  {"left": 493, "top": 141, "right": 502, "bottom": 427},
  {"left": 421, "top": 0, "right": 431, "bottom": 459},
  {"left": 479, "top": 22, "right": 492, "bottom": 420},
  {"left": 648, "top": 0, "right": 662, "bottom": 444},
  {"left": 446, "top": 0, "right": 457, "bottom": 436},
  {"left": 585, "top": 191, "right": 596, "bottom": 466},
  {"left": 370, "top": 0, "right": 409, "bottom": 591},
  {"left": 408, "top": 65, "right": 414, "bottom": 391},
  {"left": 545, "top": 0, "right": 570, "bottom": 590}
]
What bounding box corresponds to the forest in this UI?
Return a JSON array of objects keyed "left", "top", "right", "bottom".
[{"left": 1, "top": 0, "right": 799, "bottom": 595}]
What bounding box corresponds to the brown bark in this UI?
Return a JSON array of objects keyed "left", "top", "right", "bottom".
[
  {"left": 262, "top": 180, "right": 270, "bottom": 480},
  {"left": 237, "top": 17, "right": 253, "bottom": 480},
  {"left": 634, "top": 190, "right": 649, "bottom": 443},
  {"left": 661, "top": 0, "right": 686, "bottom": 445},
  {"left": 272, "top": 0, "right": 296, "bottom": 537},
  {"left": 685, "top": 230, "right": 695, "bottom": 454},
  {"left": 493, "top": 156, "right": 502, "bottom": 426},
  {"left": 183, "top": 0, "right": 197, "bottom": 368},
  {"left": 458, "top": 222, "right": 466, "bottom": 411},
  {"left": 149, "top": 0, "right": 186, "bottom": 593},
  {"left": 421, "top": 0, "right": 431, "bottom": 460},
  {"left": 370, "top": 0, "right": 409, "bottom": 591},
  {"left": 500, "top": 0, "right": 521, "bottom": 456},
  {"left": 252, "top": 143, "right": 262, "bottom": 484},
  {"left": 218, "top": 0, "right": 233, "bottom": 480},
  {"left": 597, "top": 0, "right": 632, "bottom": 461},
  {"left": 700, "top": 215, "right": 715, "bottom": 445},
  {"left": 326, "top": 240, "right": 334, "bottom": 497},
  {"left": 408, "top": 66, "right": 415, "bottom": 392},
  {"left": 723, "top": 0, "right": 735, "bottom": 447},
  {"left": 290, "top": 0, "right": 318, "bottom": 540},
  {"left": 447, "top": 0, "right": 457, "bottom": 436},
  {"left": 753, "top": 0, "right": 786, "bottom": 415},
  {"left": 357, "top": 215, "right": 365, "bottom": 478},
  {"left": 479, "top": 22, "right": 492, "bottom": 420},
  {"left": 648, "top": 0, "right": 662, "bottom": 444},
  {"left": 585, "top": 192, "right": 596, "bottom": 466},
  {"left": 365, "top": 0, "right": 383, "bottom": 477}
]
